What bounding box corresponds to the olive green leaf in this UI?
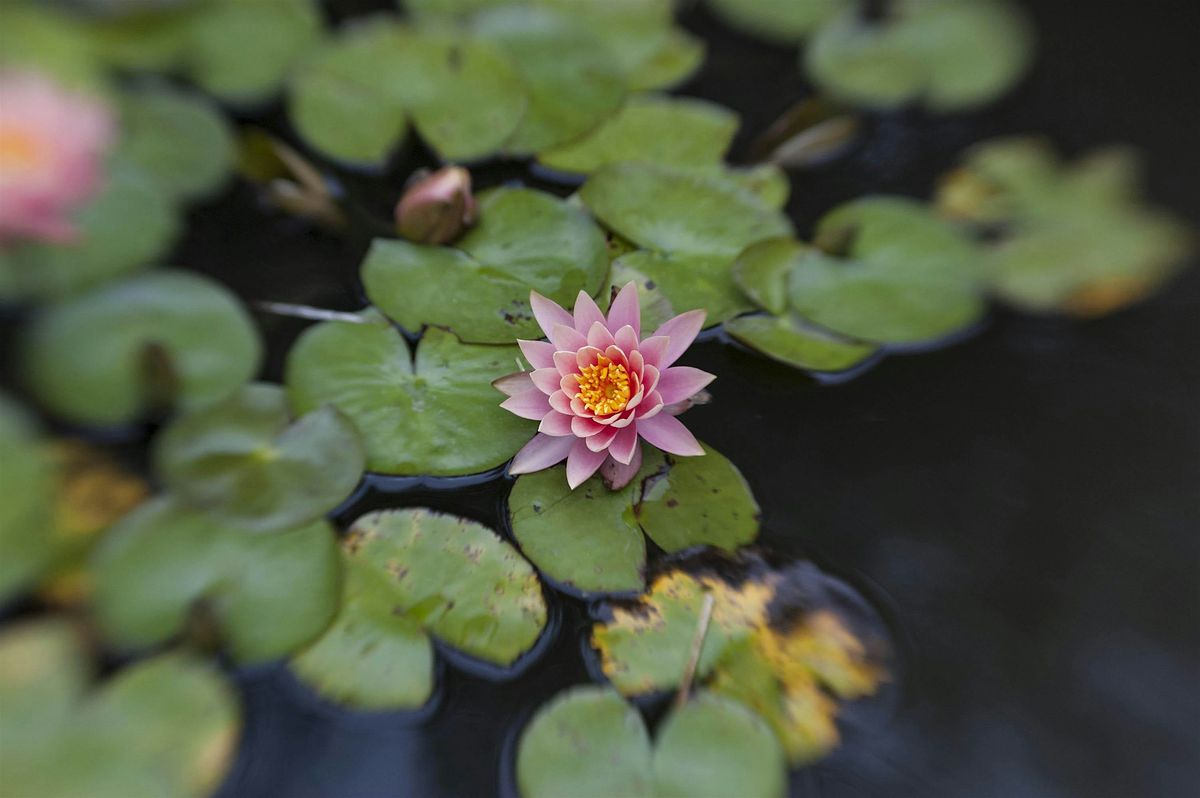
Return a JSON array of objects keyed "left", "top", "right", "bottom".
[
  {"left": 291, "top": 508, "right": 547, "bottom": 710},
  {"left": 936, "top": 137, "right": 1194, "bottom": 316},
  {"left": 515, "top": 686, "right": 785, "bottom": 798},
  {"left": 0, "top": 5, "right": 108, "bottom": 93},
  {"left": 92, "top": 497, "right": 340, "bottom": 664},
  {"left": 708, "top": 0, "right": 851, "bottom": 43},
  {"left": 285, "top": 312, "right": 535, "bottom": 475},
  {"left": 805, "top": 0, "right": 1034, "bottom": 112},
  {"left": 153, "top": 383, "right": 365, "bottom": 532},
  {"left": 725, "top": 314, "right": 878, "bottom": 373},
  {"left": 732, "top": 238, "right": 803, "bottom": 315},
  {"left": 470, "top": 6, "right": 625, "bottom": 154},
  {"left": 538, "top": 94, "right": 738, "bottom": 176},
  {"left": 0, "top": 396, "right": 55, "bottom": 602},
  {"left": 612, "top": 250, "right": 755, "bottom": 327},
  {"left": 507, "top": 444, "right": 758, "bottom": 595},
  {"left": 0, "top": 618, "right": 239, "bottom": 798},
  {"left": 783, "top": 197, "right": 986, "bottom": 345},
  {"left": 21, "top": 270, "right": 262, "bottom": 426},
  {"left": 362, "top": 187, "right": 608, "bottom": 343}
]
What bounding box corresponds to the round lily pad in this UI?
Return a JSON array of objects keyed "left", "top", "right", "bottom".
[
  {"left": 22, "top": 270, "right": 262, "bottom": 426},
  {"left": 0, "top": 397, "right": 54, "bottom": 602},
  {"left": 725, "top": 314, "right": 878, "bottom": 373},
  {"left": 92, "top": 496, "right": 340, "bottom": 663},
  {"left": 538, "top": 94, "right": 738, "bottom": 175},
  {"left": 508, "top": 466, "right": 647, "bottom": 596},
  {"left": 291, "top": 509, "right": 547, "bottom": 709},
  {"left": 708, "top": 0, "right": 850, "bottom": 43},
  {"left": 153, "top": 382, "right": 365, "bottom": 532},
  {"left": 362, "top": 187, "right": 608, "bottom": 343},
  {"left": 471, "top": 6, "right": 625, "bottom": 154},
  {"left": 285, "top": 311, "right": 535, "bottom": 475},
  {"left": 805, "top": 0, "right": 1034, "bottom": 112},
  {"left": 612, "top": 250, "right": 754, "bottom": 327},
  {"left": 786, "top": 197, "right": 986, "bottom": 345}
]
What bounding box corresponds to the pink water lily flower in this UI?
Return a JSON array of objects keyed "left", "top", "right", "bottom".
[
  {"left": 495, "top": 283, "right": 714, "bottom": 489},
  {"left": 0, "top": 71, "right": 114, "bottom": 245}
]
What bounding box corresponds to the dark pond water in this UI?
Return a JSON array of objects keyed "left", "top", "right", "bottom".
[{"left": 6, "top": 0, "right": 1197, "bottom": 796}]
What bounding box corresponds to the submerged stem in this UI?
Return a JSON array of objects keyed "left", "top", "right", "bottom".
[
  {"left": 254, "top": 301, "right": 366, "bottom": 324},
  {"left": 675, "top": 592, "right": 716, "bottom": 709}
]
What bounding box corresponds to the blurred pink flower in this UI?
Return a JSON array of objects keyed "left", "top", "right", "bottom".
[
  {"left": 0, "top": 71, "right": 114, "bottom": 245},
  {"left": 496, "top": 283, "right": 714, "bottom": 489}
]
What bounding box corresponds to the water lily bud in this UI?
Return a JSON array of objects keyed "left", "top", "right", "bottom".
[{"left": 394, "top": 166, "right": 477, "bottom": 245}]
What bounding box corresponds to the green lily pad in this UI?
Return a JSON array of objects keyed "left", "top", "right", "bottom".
[
  {"left": 0, "top": 618, "right": 239, "bottom": 798},
  {"left": 0, "top": 162, "right": 179, "bottom": 301},
  {"left": 805, "top": 0, "right": 1034, "bottom": 111},
  {"left": 471, "top": 6, "right": 625, "bottom": 154},
  {"left": 506, "top": 444, "right": 758, "bottom": 595},
  {"left": 733, "top": 238, "right": 803, "bottom": 315},
  {"left": 538, "top": 94, "right": 738, "bottom": 175},
  {"left": 508, "top": 467, "right": 647, "bottom": 596},
  {"left": 285, "top": 312, "right": 535, "bottom": 475},
  {"left": 936, "top": 137, "right": 1194, "bottom": 316},
  {"left": 289, "top": 19, "right": 526, "bottom": 165},
  {"left": 153, "top": 383, "right": 365, "bottom": 532},
  {"left": 116, "top": 85, "right": 235, "bottom": 202},
  {"left": 0, "top": 397, "right": 55, "bottom": 602},
  {"left": 291, "top": 508, "right": 547, "bottom": 709},
  {"left": 92, "top": 496, "right": 340, "bottom": 663},
  {"left": 725, "top": 314, "right": 878, "bottom": 373},
  {"left": 515, "top": 686, "right": 785, "bottom": 798},
  {"left": 612, "top": 250, "right": 754, "bottom": 327},
  {"left": 784, "top": 197, "right": 986, "bottom": 345},
  {"left": 708, "top": 0, "right": 850, "bottom": 43},
  {"left": 362, "top": 187, "right": 608, "bottom": 343},
  {"left": 21, "top": 270, "right": 262, "bottom": 426},
  {"left": 0, "top": 5, "right": 108, "bottom": 93}
]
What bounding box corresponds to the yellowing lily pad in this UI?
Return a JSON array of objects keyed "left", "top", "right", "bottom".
[
  {"left": 0, "top": 618, "right": 239, "bottom": 798},
  {"left": 92, "top": 497, "right": 341, "bottom": 664},
  {"left": 21, "top": 270, "right": 262, "bottom": 426},
  {"left": 284, "top": 312, "right": 534, "bottom": 475},
  {"left": 153, "top": 382, "right": 365, "bottom": 532},
  {"left": 291, "top": 508, "right": 547, "bottom": 710},
  {"left": 362, "top": 187, "right": 608, "bottom": 343}
]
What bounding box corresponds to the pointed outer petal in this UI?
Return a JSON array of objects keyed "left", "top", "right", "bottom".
[
  {"left": 601, "top": 443, "right": 643, "bottom": 490},
  {"left": 614, "top": 325, "right": 639, "bottom": 354},
  {"left": 586, "top": 321, "right": 617, "bottom": 351},
  {"left": 636, "top": 413, "right": 704, "bottom": 456},
  {"left": 637, "top": 335, "right": 670, "bottom": 368},
  {"left": 627, "top": 349, "right": 645, "bottom": 380},
  {"left": 652, "top": 309, "right": 706, "bottom": 368},
  {"left": 641, "top": 364, "right": 661, "bottom": 395},
  {"left": 554, "top": 350, "right": 581, "bottom": 376},
  {"left": 570, "top": 396, "right": 595, "bottom": 417},
  {"left": 575, "top": 346, "right": 604, "bottom": 370},
  {"left": 586, "top": 425, "right": 620, "bottom": 452},
  {"left": 538, "top": 412, "right": 575, "bottom": 436},
  {"left": 500, "top": 389, "right": 551, "bottom": 420},
  {"left": 572, "top": 290, "right": 606, "bottom": 333},
  {"left": 509, "top": 433, "right": 575, "bottom": 475},
  {"left": 518, "top": 339, "right": 556, "bottom": 369},
  {"left": 606, "top": 283, "right": 641, "bottom": 337},
  {"left": 656, "top": 366, "right": 716, "bottom": 405},
  {"left": 565, "top": 439, "right": 608, "bottom": 488},
  {"left": 551, "top": 323, "right": 587, "bottom": 352},
  {"left": 549, "top": 390, "right": 573, "bottom": 415},
  {"left": 609, "top": 425, "right": 639, "bottom": 465},
  {"left": 492, "top": 371, "right": 533, "bottom": 397},
  {"left": 531, "top": 291, "right": 574, "bottom": 338},
  {"left": 603, "top": 345, "right": 630, "bottom": 369},
  {"left": 636, "top": 391, "right": 664, "bottom": 420},
  {"left": 530, "top": 368, "right": 563, "bottom": 395},
  {"left": 571, "top": 416, "right": 605, "bottom": 437}
]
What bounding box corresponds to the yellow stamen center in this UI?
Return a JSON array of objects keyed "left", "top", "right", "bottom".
[
  {"left": 0, "top": 129, "right": 48, "bottom": 174},
  {"left": 575, "top": 356, "right": 631, "bottom": 415}
]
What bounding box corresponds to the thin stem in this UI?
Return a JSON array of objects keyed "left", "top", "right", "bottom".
[
  {"left": 254, "top": 301, "right": 366, "bottom": 324},
  {"left": 675, "top": 592, "right": 716, "bottom": 710}
]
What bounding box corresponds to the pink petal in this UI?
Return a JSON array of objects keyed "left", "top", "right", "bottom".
[
  {"left": 500, "top": 389, "right": 550, "bottom": 420},
  {"left": 586, "top": 321, "right": 616, "bottom": 350},
  {"left": 530, "top": 368, "right": 562, "bottom": 395},
  {"left": 609, "top": 425, "right": 638, "bottom": 465},
  {"left": 656, "top": 366, "right": 715, "bottom": 405},
  {"left": 610, "top": 413, "right": 636, "bottom": 429},
  {"left": 549, "top": 391, "right": 573, "bottom": 414},
  {"left": 606, "top": 282, "right": 640, "bottom": 336},
  {"left": 571, "top": 416, "right": 603, "bottom": 437},
  {"left": 566, "top": 439, "right": 607, "bottom": 488},
  {"left": 636, "top": 414, "right": 704, "bottom": 456},
  {"left": 604, "top": 345, "right": 629, "bottom": 369},
  {"left": 572, "top": 290, "right": 606, "bottom": 333},
  {"left": 531, "top": 291, "right": 574, "bottom": 338},
  {"left": 614, "top": 325, "right": 639, "bottom": 354},
  {"left": 641, "top": 364, "right": 660, "bottom": 394},
  {"left": 519, "top": 339, "right": 555, "bottom": 369},
  {"left": 551, "top": 323, "right": 587, "bottom": 352},
  {"left": 628, "top": 349, "right": 645, "bottom": 379},
  {"left": 539, "top": 412, "right": 574, "bottom": 436},
  {"left": 509, "top": 433, "right": 575, "bottom": 474},
  {"left": 575, "top": 346, "right": 604, "bottom": 370},
  {"left": 601, "top": 444, "right": 643, "bottom": 490},
  {"left": 636, "top": 391, "right": 664, "bottom": 420},
  {"left": 493, "top": 371, "right": 533, "bottom": 397},
  {"left": 637, "top": 336, "right": 670, "bottom": 368},
  {"left": 570, "top": 396, "right": 594, "bottom": 417},
  {"left": 554, "top": 350, "right": 580, "bottom": 376},
  {"left": 561, "top": 373, "right": 581, "bottom": 395},
  {"left": 586, "top": 426, "right": 620, "bottom": 452},
  {"left": 652, "top": 309, "right": 706, "bottom": 368}
]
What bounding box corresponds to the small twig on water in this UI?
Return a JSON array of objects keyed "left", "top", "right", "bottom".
[
  {"left": 254, "top": 301, "right": 367, "bottom": 324},
  {"left": 675, "top": 592, "right": 715, "bottom": 710}
]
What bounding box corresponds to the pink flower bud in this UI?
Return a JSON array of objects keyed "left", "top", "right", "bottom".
[{"left": 394, "top": 166, "right": 477, "bottom": 245}]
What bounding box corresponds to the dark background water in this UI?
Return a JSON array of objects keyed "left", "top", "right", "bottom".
[{"left": 8, "top": 0, "right": 1199, "bottom": 796}]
